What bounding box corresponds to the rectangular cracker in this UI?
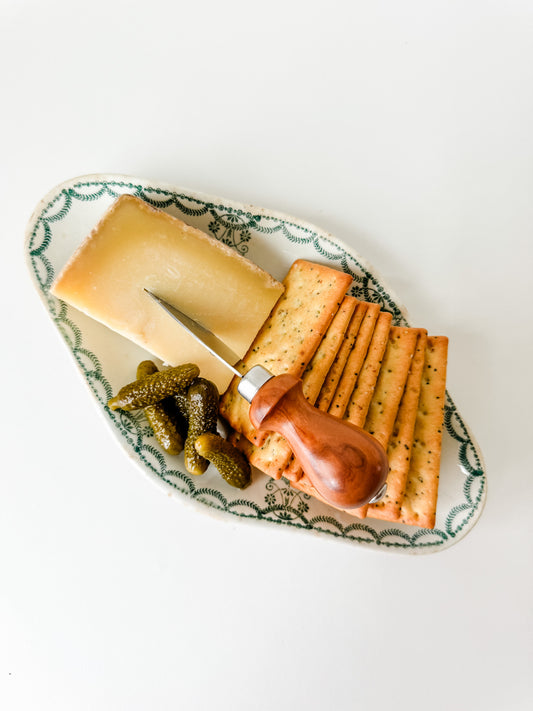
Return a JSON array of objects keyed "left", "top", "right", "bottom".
[
  {"left": 219, "top": 259, "right": 353, "bottom": 447},
  {"left": 315, "top": 301, "right": 370, "bottom": 412},
  {"left": 363, "top": 326, "right": 420, "bottom": 448},
  {"left": 367, "top": 330, "right": 427, "bottom": 522},
  {"left": 243, "top": 296, "right": 358, "bottom": 479},
  {"left": 282, "top": 456, "right": 305, "bottom": 483},
  {"left": 398, "top": 336, "right": 448, "bottom": 529},
  {"left": 344, "top": 311, "right": 393, "bottom": 428},
  {"left": 341, "top": 310, "right": 392, "bottom": 518},
  {"left": 228, "top": 430, "right": 254, "bottom": 455},
  {"left": 244, "top": 435, "right": 290, "bottom": 480},
  {"left": 319, "top": 302, "right": 381, "bottom": 416},
  {"left": 301, "top": 296, "right": 358, "bottom": 403},
  {"left": 229, "top": 432, "right": 310, "bottom": 490}
]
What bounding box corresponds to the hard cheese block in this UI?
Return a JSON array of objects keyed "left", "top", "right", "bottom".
[{"left": 51, "top": 195, "right": 285, "bottom": 391}]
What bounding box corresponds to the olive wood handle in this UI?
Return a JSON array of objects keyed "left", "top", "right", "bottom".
[{"left": 248, "top": 374, "right": 389, "bottom": 509}]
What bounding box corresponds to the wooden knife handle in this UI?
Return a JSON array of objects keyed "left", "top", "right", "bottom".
[{"left": 248, "top": 374, "right": 389, "bottom": 509}]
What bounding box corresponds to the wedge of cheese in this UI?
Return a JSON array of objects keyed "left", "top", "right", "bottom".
[{"left": 51, "top": 195, "right": 285, "bottom": 391}]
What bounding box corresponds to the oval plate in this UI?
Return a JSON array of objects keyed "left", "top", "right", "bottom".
[{"left": 26, "top": 174, "right": 486, "bottom": 553}]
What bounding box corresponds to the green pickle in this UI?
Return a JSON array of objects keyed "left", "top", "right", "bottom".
[
  {"left": 135, "top": 361, "right": 184, "bottom": 455},
  {"left": 184, "top": 378, "right": 219, "bottom": 476},
  {"left": 136, "top": 359, "right": 159, "bottom": 380},
  {"left": 107, "top": 363, "right": 199, "bottom": 411},
  {"left": 109, "top": 365, "right": 245, "bottom": 484},
  {"left": 173, "top": 390, "right": 190, "bottom": 424},
  {"left": 194, "top": 433, "right": 251, "bottom": 489}
]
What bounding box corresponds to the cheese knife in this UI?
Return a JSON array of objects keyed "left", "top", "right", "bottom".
[{"left": 145, "top": 289, "right": 388, "bottom": 509}]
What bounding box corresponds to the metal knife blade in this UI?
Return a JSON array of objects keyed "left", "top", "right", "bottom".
[
  {"left": 144, "top": 289, "right": 273, "bottom": 402},
  {"left": 144, "top": 289, "right": 242, "bottom": 376}
]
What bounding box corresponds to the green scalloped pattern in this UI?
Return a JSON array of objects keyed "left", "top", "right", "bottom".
[{"left": 28, "top": 178, "right": 486, "bottom": 550}]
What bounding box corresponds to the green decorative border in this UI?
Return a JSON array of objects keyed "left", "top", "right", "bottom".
[{"left": 27, "top": 177, "right": 486, "bottom": 551}]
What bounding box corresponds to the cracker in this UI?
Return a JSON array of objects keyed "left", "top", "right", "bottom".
[
  {"left": 399, "top": 336, "right": 448, "bottom": 529},
  {"left": 344, "top": 311, "right": 393, "bottom": 428},
  {"left": 364, "top": 327, "right": 420, "bottom": 448},
  {"left": 319, "top": 302, "right": 381, "bottom": 416},
  {"left": 244, "top": 295, "right": 358, "bottom": 479},
  {"left": 282, "top": 457, "right": 303, "bottom": 483},
  {"left": 219, "top": 259, "right": 353, "bottom": 446},
  {"left": 367, "top": 330, "right": 427, "bottom": 522},
  {"left": 315, "top": 301, "right": 370, "bottom": 412},
  {"left": 302, "top": 296, "right": 358, "bottom": 403},
  {"left": 243, "top": 435, "right": 289, "bottom": 480},
  {"left": 228, "top": 430, "right": 254, "bottom": 457},
  {"left": 338, "top": 311, "right": 392, "bottom": 518}
]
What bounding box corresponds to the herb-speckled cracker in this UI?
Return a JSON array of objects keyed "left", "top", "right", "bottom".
[
  {"left": 367, "top": 330, "right": 427, "bottom": 522},
  {"left": 341, "top": 310, "right": 392, "bottom": 518},
  {"left": 315, "top": 301, "right": 370, "bottom": 412},
  {"left": 344, "top": 311, "right": 392, "bottom": 428},
  {"left": 219, "top": 260, "right": 352, "bottom": 446},
  {"left": 319, "top": 302, "right": 380, "bottom": 416},
  {"left": 301, "top": 296, "right": 358, "bottom": 403},
  {"left": 363, "top": 326, "right": 420, "bottom": 448},
  {"left": 399, "top": 336, "right": 448, "bottom": 529}
]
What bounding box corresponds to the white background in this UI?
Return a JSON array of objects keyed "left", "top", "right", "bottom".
[{"left": 1, "top": 1, "right": 532, "bottom": 709}]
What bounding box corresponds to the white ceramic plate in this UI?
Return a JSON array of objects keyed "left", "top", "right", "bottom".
[{"left": 26, "top": 174, "right": 486, "bottom": 553}]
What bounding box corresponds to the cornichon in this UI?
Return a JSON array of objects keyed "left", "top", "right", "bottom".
[
  {"left": 136, "top": 361, "right": 184, "bottom": 455},
  {"left": 107, "top": 363, "right": 199, "bottom": 411},
  {"left": 184, "top": 378, "right": 219, "bottom": 476},
  {"left": 194, "top": 433, "right": 251, "bottom": 489},
  {"left": 173, "top": 390, "right": 189, "bottom": 425}
]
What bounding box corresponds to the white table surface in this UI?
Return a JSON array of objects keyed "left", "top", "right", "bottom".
[{"left": 1, "top": 1, "right": 532, "bottom": 709}]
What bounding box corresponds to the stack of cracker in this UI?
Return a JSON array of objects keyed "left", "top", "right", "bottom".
[{"left": 220, "top": 259, "right": 448, "bottom": 529}]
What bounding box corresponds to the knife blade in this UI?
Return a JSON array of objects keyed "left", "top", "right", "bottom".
[{"left": 145, "top": 289, "right": 388, "bottom": 508}]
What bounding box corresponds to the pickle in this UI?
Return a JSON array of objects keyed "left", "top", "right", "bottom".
[
  {"left": 107, "top": 363, "right": 199, "bottom": 411},
  {"left": 173, "top": 390, "right": 190, "bottom": 424},
  {"left": 184, "top": 378, "right": 219, "bottom": 476},
  {"left": 136, "top": 361, "right": 184, "bottom": 455},
  {"left": 194, "top": 432, "right": 251, "bottom": 489}
]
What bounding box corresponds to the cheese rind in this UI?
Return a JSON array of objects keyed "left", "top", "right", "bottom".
[{"left": 51, "top": 195, "right": 285, "bottom": 391}]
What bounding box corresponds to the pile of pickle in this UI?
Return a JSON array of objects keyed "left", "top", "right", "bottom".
[{"left": 107, "top": 361, "right": 251, "bottom": 489}]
